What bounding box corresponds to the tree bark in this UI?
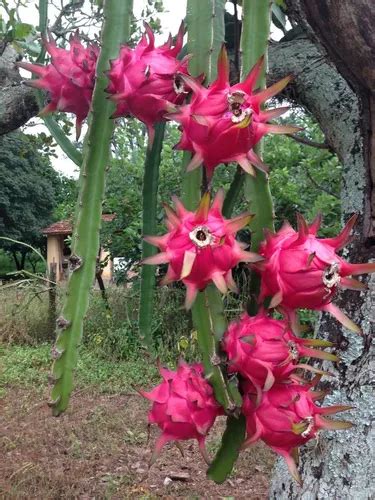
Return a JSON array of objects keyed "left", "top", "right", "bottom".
[
  {"left": 268, "top": 21, "right": 374, "bottom": 500},
  {"left": 0, "top": 44, "right": 39, "bottom": 135}
]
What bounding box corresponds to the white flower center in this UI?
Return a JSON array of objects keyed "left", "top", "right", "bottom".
[
  {"left": 173, "top": 75, "right": 186, "bottom": 95},
  {"left": 227, "top": 90, "right": 252, "bottom": 124},
  {"left": 189, "top": 226, "right": 214, "bottom": 248},
  {"left": 301, "top": 416, "right": 315, "bottom": 438},
  {"left": 323, "top": 261, "right": 341, "bottom": 289},
  {"left": 287, "top": 341, "right": 299, "bottom": 360}
]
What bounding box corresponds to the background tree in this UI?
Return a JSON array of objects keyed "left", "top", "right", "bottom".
[{"left": 0, "top": 131, "right": 56, "bottom": 270}]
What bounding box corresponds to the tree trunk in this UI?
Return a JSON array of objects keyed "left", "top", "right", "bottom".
[
  {"left": 0, "top": 44, "right": 39, "bottom": 135},
  {"left": 11, "top": 250, "right": 21, "bottom": 270},
  {"left": 20, "top": 250, "right": 27, "bottom": 271},
  {"left": 268, "top": 10, "right": 374, "bottom": 500}
]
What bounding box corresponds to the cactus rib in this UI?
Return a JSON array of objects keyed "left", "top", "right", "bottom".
[
  {"left": 50, "top": 0, "right": 133, "bottom": 416},
  {"left": 138, "top": 122, "right": 166, "bottom": 349},
  {"left": 208, "top": 0, "right": 273, "bottom": 482}
]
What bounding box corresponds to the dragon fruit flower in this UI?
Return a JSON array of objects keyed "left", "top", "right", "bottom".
[
  {"left": 18, "top": 31, "right": 99, "bottom": 139},
  {"left": 222, "top": 311, "right": 337, "bottom": 395},
  {"left": 107, "top": 22, "right": 191, "bottom": 145},
  {"left": 167, "top": 45, "right": 300, "bottom": 179},
  {"left": 143, "top": 190, "right": 263, "bottom": 309},
  {"left": 242, "top": 381, "right": 353, "bottom": 484},
  {"left": 253, "top": 213, "right": 375, "bottom": 333},
  {"left": 141, "top": 361, "right": 222, "bottom": 464}
]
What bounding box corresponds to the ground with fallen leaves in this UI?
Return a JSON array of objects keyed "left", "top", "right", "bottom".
[{"left": 1, "top": 387, "right": 274, "bottom": 498}]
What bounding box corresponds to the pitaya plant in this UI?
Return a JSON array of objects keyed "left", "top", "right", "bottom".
[
  {"left": 253, "top": 213, "right": 375, "bottom": 333},
  {"left": 107, "top": 22, "right": 192, "bottom": 145},
  {"left": 167, "top": 45, "right": 300, "bottom": 179},
  {"left": 141, "top": 361, "right": 222, "bottom": 463},
  {"left": 143, "top": 189, "right": 263, "bottom": 308},
  {"left": 18, "top": 0, "right": 364, "bottom": 490},
  {"left": 242, "top": 381, "right": 353, "bottom": 484},
  {"left": 18, "top": 31, "right": 99, "bottom": 138}
]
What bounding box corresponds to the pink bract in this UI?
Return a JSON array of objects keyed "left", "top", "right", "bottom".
[
  {"left": 107, "top": 22, "right": 191, "bottom": 144},
  {"left": 142, "top": 190, "right": 263, "bottom": 309},
  {"left": 253, "top": 213, "right": 375, "bottom": 333},
  {"left": 167, "top": 46, "right": 300, "bottom": 179},
  {"left": 222, "top": 311, "right": 337, "bottom": 394},
  {"left": 141, "top": 361, "right": 222, "bottom": 463},
  {"left": 242, "top": 381, "right": 353, "bottom": 484},
  {"left": 18, "top": 31, "right": 99, "bottom": 138}
]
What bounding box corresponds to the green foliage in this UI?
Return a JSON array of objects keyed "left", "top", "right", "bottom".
[
  {"left": 52, "top": 174, "right": 79, "bottom": 221},
  {"left": 0, "top": 131, "right": 57, "bottom": 269},
  {"left": 0, "top": 283, "right": 192, "bottom": 362},
  {"left": 266, "top": 112, "right": 341, "bottom": 236}
]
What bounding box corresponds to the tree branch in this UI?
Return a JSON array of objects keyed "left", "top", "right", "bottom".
[
  {"left": 0, "top": 45, "right": 39, "bottom": 135},
  {"left": 286, "top": 133, "right": 330, "bottom": 150}
]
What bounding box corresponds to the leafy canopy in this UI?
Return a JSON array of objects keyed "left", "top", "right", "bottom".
[{"left": 0, "top": 131, "right": 57, "bottom": 265}]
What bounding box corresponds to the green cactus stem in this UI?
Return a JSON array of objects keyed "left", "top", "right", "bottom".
[
  {"left": 181, "top": 1, "right": 235, "bottom": 411},
  {"left": 40, "top": 112, "right": 83, "bottom": 166},
  {"left": 36, "top": 0, "right": 48, "bottom": 62},
  {"left": 222, "top": 166, "right": 245, "bottom": 218},
  {"left": 138, "top": 122, "right": 166, "bottom": 349},
  {"left": 242, "top": 0, "right": 274, "bottom": 250},
  {"left": 208, "top": 0, "right": 273, "bottom": 482},
  {"left": 207, "top": 414, "right": 247, "bottom": 483},
  {"left": 192, "top": 288, "right": 235, "bottom": 411},
  {"left": 50, "top": 0, "right": 133, "bottom": 416},
  {"left": 182, "top": 0, "right": 225, "bottom": 206}
]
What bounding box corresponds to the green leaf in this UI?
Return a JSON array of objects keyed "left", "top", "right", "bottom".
[
  {"left": 14, "top": 22, "right": 33, "bottom": 39},
  {"left": 271, "top": 3, "right": 286, "bottom": 32}
]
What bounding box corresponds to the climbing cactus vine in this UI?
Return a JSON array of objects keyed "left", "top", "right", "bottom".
[{"left": 18, "top": 0, "right": 375, "bottom": 486}]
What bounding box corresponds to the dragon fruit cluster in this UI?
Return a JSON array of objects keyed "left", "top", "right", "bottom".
[
  {"left": 20, "top": 23, "right": 296, "bottom": 154},
  {"left": 143, "top": 210, "right": 374, "bottom": 482},
  {"left": 21, "top": 19, "right": 374, "bottom": 486}
]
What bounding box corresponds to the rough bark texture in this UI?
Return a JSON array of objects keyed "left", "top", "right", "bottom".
[
  {"left": 0, "top": 44, "right": 39, "bottom": 135},
  {"left": 287, "top": 0, "right": 375, "bottom": 93},
  {"left": 268, "top": 20, "right": 374, "bottom": 500},
  {"left": 285, "top": 0, "right": 375, "bottom": 240}
]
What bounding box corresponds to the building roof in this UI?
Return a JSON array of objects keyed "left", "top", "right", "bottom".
[{"left": 42, "top": 214, "right": 116, "bottom": 235}]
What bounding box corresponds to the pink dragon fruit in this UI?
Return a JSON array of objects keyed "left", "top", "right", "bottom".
[
  {"left": 141, "top": 361, "right": 222, "bottom": 463},
  {"left": 107, "top": 22, "right": 191, "bottom": 145},
  {"left": 242, "top": 381, "right": 353, "bottom": 484},
  {"left": 222, "top": 311, "right": 337, "bottom": 395},
  {"left": 143, "top": 190, "right": 263, "bottom": 309},
  {"left": 253, "top": 213, "right": 375, "bottom": 333},
  {"left": 18, "top": 31, "right": 99, "bottom": 138},
  {"left": 166, "top": 45, "right": 300, "bottom": 179}
]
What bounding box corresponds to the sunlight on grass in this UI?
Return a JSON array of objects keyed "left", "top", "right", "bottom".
[{"left": 0, "top": 343, "right": 159, "bottom": 396}]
